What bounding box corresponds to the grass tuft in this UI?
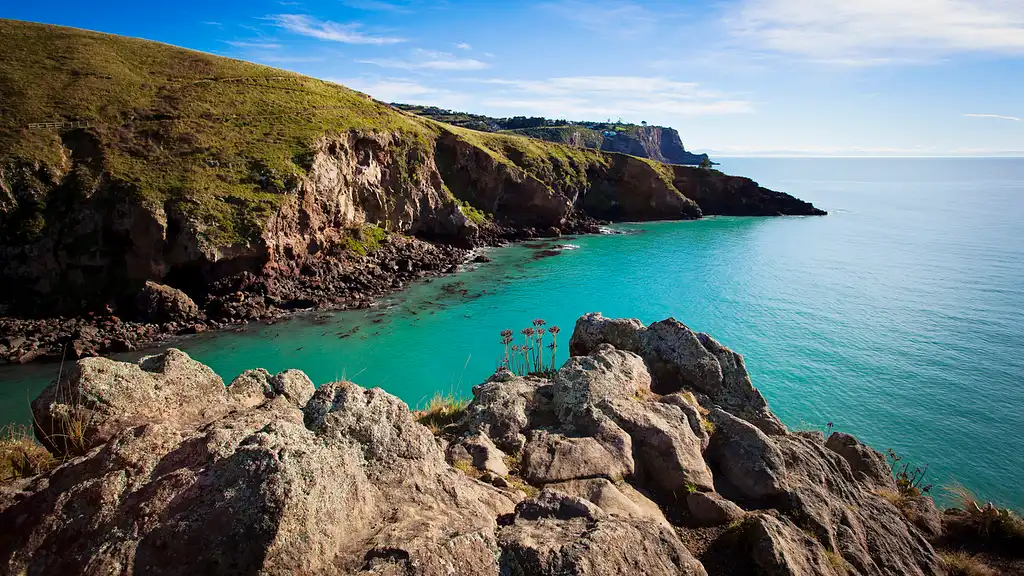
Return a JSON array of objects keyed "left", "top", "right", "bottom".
[
  {"left": 0, "top": 425, "right": 56, "bottom": 482},
  {"left": 824, "top": 550, "right": 849, "bottom": 576},
  {"left": 941, "top": 552, "right": 997, "bottom": 576},
  {"left": 414, "top": 391, "right": 468, "bottom": 436}
]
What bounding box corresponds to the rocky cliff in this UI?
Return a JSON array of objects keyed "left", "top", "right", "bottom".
[
  {"left": 600, "top": 126, "right": 709, "bottom": 166},
  {"left": 0, "top": 313, "right": 968, "bottom": 575},
  {"left": 0, "top": 20, "right": 824, "bottom": 364},
  {"left": 393, "top": 105, "right": 711, "bottom": 166}
]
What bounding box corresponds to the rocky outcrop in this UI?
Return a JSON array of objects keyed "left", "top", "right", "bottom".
[
  {"left": 670, "top": 165, "right": 827, "bottom": 217},
  {"left": 2, "top": 314, "right": 943, "bottom": 575},
  {"left": 601, "top": 126, "right": 709, "bottom": 166}
]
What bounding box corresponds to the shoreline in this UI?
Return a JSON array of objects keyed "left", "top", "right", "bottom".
[{"left": 0, "top": 222, "right": 603, "bottom": 368}]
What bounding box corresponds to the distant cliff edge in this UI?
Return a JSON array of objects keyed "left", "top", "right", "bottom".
[{"left": 393, "top": 105, "right": 710, "bottom": 166}]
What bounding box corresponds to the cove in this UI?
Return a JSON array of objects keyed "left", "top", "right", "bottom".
[{"left": 2, "top": 158, "right": 1022, "bottom": 511}]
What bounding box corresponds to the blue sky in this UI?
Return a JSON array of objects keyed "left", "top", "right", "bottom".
[{"left": 4, "top": 0, "right": 1024, "bottom": 156}]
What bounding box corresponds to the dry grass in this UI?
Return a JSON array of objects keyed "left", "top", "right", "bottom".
[
  {"left": 945, "top": 484, "right": 1024, "bottom": 547},
  {"left": 824, "top": 550, "right": 850, "bottom": 576},
  {"left": 0, "top": 425, "right": 55, "bottom": 482},
  {"left": 414, "top": 391, "right": 469, "bottom": 436},
  {"left": 942, "top": 552, "right": 997, "bottom": 576}
]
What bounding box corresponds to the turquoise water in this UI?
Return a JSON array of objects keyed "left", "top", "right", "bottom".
[{"left": 2, "top": 158, "right": 1022, "bottom": 509}]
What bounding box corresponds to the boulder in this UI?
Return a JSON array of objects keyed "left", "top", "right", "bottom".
[
  {"left": 552, "top": 344, "right": 650, "bottom": 423},
  {"left": 30, "top": 348, "right": 228, "bottom": 457},
  {"left": 135, "top": 281, "right": 201, "bottom": 324},
  {"left": 744, "top": 514, "right": 844, "bottom": 576},
  {"left": 521, "top": 428, "right": 633, "bottom": 484},
  {"left": 568, "top": 312, "right": 645, "bottom": 356},
  {"left": 601, "top": 397, "right": 715, "bottom": 494},
  {"left": 705, "top": 408, "right": 788, "bottom": 502},
  {"left": 463, "top": 370, "right": 554, "bottom": 453},
  {"left": 5, "top": 371, "right": 515, "bottom": 576},
  {"left": 499, "top": 490, "right": 708, "bottom": 576},
  {"left": 568, "top": 312, "right": 784, "bottom": 434},
  {"left": 825, "top": 432, "right": 894, "bottom": 488},
  {"left": 548, "top": 478, "right": 672, "bottom": 529},
  {"left": 270, "top": 369, "right": 315, "bottom": 408},
  {"left": 686, "top": 491, "right": 745, "bottom": 526},
  {"left": 226, "top": 368, "right": 275, "bottom": 408},
  {"left": 446, "top": 432, "right": 509, "bottom": 477}
]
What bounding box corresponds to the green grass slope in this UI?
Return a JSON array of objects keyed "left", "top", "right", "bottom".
[
  {"left": 0, "top": 19, "right": 438, "bottom": 244},
  {"left": 0, "top": 20, "right": 640, "bottom": 247}
]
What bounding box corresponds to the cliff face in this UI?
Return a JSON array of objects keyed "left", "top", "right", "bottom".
[
  {"left": 601, "top": 126, "right": 709, "bottom": 166},
  {"left": 0, "top": 313, "right": 949, "bottom": 575}
]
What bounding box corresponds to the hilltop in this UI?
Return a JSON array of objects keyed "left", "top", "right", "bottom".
[
  {"left": 394, "top": 104, "right": 711, "bottom": 166},
  {"left": 0, "top": 19, "right": 824, "bottom": 364}
]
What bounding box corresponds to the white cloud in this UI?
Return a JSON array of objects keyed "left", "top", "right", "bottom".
[
  {"left": 456, "top": 42, "right": 472, "bottom": 50},
  {"left": 545, "top": 0, "right": 663, "bottom": 37},
  {"left": 728, "top": 0, "right": 1024, "bottom": 64},
  {"left": 331, "top": 77, "right": 465, "bottom": 105},
  {"left": 360, "top": 49, "right": 489, "bottom": 70},
  {"left": 225, "top": 41, "right": 283, "bottom": 49},
  {"left": 476, "top": 76, "right": 753, "bottom": 119},
  {"left": 269, "top": 14, "right": 406, "bottom": 45},
  {"left": 342, "top": 0, "right": 413, "bottom": 11},
  {"left": 965, "top": 113, "right": 1022, "bottom": 121}
]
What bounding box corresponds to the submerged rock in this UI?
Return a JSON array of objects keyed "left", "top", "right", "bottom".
[{"left": 1, "top": 314, "right": 946, "bottom": 576}]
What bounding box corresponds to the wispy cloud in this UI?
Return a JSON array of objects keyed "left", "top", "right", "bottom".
[
  {"left": 477, "top": 76, "right": 752, "bottom": 119},
  {"left": 964, "top": 113, "right": 1022, "bottom": 122},
  {"left": 225, "top": 41, "right": 283, "bottom": 50},
  {"left": 456, "top": 42, "right": 472, "bottom": 50},
  {"left": 360, "top": 49, "right": 489, "bottom": 70},
  {"left": 201, "top": 21, "right": 223, "bottom": 27},
  {"left": 728, "top": 0, "right": 1024, "bottom": 65},
  {"left": 342, "top": 0, "right": 414, "bottom": 12},
  {"left": 545, "top": 0, "right": 665, "bottom": 37},
  {"left": 269, "top": 14, "right": 406, "bottom": 45},
  {"left": 331, "top": 77, "right": 466, "bottom": 105}
]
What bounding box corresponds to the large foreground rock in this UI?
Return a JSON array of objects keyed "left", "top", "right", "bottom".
[
  {"left": 569, "top": 313, "right": 785, "bottom": 434},
  {"left": 1, "top": 314, "right": 947, "bottom": 576}
]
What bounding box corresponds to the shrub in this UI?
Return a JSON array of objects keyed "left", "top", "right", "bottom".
[
  {"left": 941, "top": 552, "right": 996, "bottom": 576},
  {"left": 886, "top": 448, "right": 931, "bottom": 497},
  {"left": 0, "top": 425, "right": 55, "bottom": 481},
  {"left": 340, "top": 224, "right": 387, "bottom": 256}
]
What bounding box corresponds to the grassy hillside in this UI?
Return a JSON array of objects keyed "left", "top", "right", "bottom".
[
  {"left": 0, "top": 20, "right": 446, "bottom": 244},
  {"left": 0, "top": 20, "right": 643, "bottom": 247}
]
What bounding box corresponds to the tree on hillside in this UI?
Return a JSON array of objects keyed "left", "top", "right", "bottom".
[{"left": 699, "top": 157, "right": 713, "bottom": 169}]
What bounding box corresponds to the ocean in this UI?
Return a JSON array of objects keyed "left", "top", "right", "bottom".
[{"left": 2, "top": 157, "right": 1022, "bottom": 509}]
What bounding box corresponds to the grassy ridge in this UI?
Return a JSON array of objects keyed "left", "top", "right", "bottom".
[
  {"left": 0, "top": 19, "right": 433, "bottom": 245},
  {"left": 0, "top": 20, "right": 683, "bottom": 248}
]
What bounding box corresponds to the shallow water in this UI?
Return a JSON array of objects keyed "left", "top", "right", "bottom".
[{"left": 2, "top": 157, "right": 1022, "bottom": 509}]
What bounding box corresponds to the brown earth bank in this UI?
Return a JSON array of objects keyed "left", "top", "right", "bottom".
[{"left": 3, "top": 313, "right": 1020, "bottom": 575}]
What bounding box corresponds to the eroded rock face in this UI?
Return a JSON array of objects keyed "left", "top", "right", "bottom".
[
  {"left": 569, "top": 312, "right": 785, "bottom": 434},
  {"left": 2, "top": 315, "right": 946, "bottom": 576},
  {"left": 499, "top": 489, "right": 708, "bottom": 576},
  {"left": 7, "top": 353, "right": 516, "bottom": 576}
]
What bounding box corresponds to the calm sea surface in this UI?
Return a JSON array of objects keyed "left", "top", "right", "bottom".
[{"left": 2, "top": 158, "right": 1022, "bottom": 509}]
